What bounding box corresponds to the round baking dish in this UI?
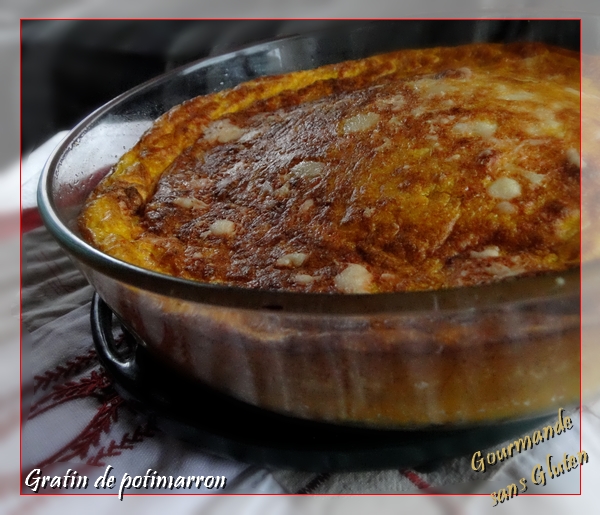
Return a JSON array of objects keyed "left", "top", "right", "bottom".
[{"left": 38, "top": 20, "right": 580, "bottom": 430}]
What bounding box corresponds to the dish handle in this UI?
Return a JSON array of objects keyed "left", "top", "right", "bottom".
[{"left": 91, "top": 292, "right": 140, "bottom": 382}]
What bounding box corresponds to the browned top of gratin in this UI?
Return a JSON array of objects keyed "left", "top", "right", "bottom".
[{"left": 79, "top": 42, "right": 582, "bottom": 293}]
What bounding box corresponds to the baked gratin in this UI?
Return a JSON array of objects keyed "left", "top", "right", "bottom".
[{"left": 79, "top": 42, "right": 581, "bottom": 293}]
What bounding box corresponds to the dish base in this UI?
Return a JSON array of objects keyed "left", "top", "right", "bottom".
[{"left": 91, "top": 293, "right": 554, "bottom": 472}]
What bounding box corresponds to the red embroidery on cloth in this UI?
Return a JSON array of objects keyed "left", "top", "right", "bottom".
[
  {"left": 30, "top": 347, "right": 155, "bottom": 469},
  {"left": 21, "top": 207, "right": 43, "bottom": 234},
  {"left": 35, "top": 389, "right": 124, "bottom": 469},
  {"left": 87, "top": 424, "right": 155, "bottom": 467},
  {"left": 33, "top": 349, "right": 98, "bottom": 393},
  {"left": 29, "top": 370, "right": 113, "bottom": 419},
  {"left": 400, "top": 469, "right": 431, "bottom": 489}
]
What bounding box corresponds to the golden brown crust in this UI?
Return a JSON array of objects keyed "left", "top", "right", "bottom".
[{"left": 80, "top": 42, "right": 583, "bottom": 293}]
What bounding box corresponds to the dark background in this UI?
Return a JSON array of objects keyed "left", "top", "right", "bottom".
[
  {"left": 21, "top": 19, "right": 580, "bottom": 154},
  {"left": 21, "top": 20, "right": 355, "bottom": 153}
]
